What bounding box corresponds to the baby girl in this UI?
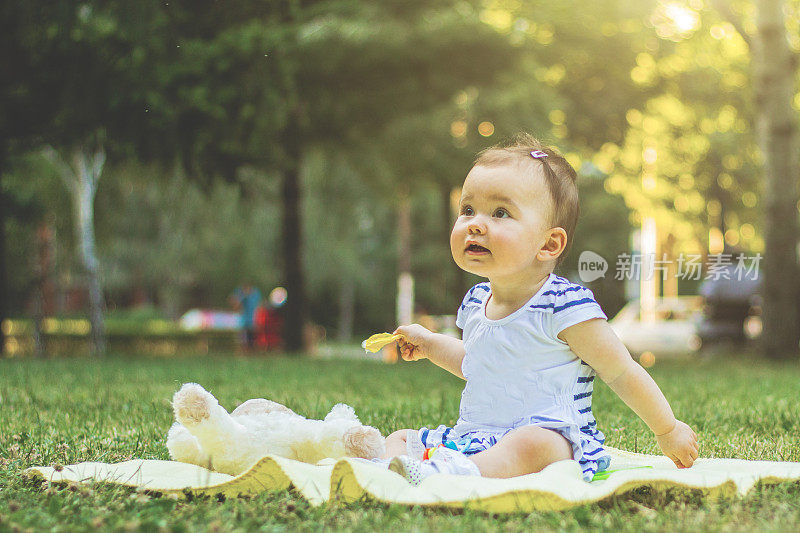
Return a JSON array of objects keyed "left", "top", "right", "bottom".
[{"left": 384, "top": 134, "right": 699, "bottom": 485}]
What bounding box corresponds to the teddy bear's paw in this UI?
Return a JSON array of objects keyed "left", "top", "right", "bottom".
[
  {"left": 325, "top": 403, "right": 357, "bottom": 422},
  {"left": 166, "top": 423, "right": 209, "bottom": 466},
  {"left": 343, "top": 425, "right": 386, "bottom": 459},
  {"left": 173, "top": 383, "right": 217, "bottom": 426}
]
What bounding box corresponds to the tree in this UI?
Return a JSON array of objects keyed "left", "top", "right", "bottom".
[
  {"left": 2, "top": 1, "right": 162, "bottom": 355},
  {"left": 0, "top": 153, "right": 7, "bottom": 354},
  {"left": 0, "top": 1, "right": 61, "bottom": 353},
  {"left": 590, "top": 3, "right": 761, "bottom": 287},
  {"left": 42, "top": 143, "right": 108, "bottom": 355},
  {"left": 751, "top": 0, "right": 800, "bottom": 358},
  {"left": 138, "top": 1, "right": 523, "bottom": 350},
  {"left": 709, "top": 0, "right": 800, "bottom": 358}
]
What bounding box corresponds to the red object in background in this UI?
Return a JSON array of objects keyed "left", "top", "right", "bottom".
[{"left": 253, "top": 305, "right": 283, "bottom": 351}]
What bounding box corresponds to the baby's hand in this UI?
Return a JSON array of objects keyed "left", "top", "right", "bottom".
[
  {"left": 393, "top": 324, "right": 434, "bottom": 361},
  {"left": 656, "top": 420, "right": 699, "bottom": 468}
]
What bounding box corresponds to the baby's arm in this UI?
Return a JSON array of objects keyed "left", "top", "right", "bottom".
[
  {"left": 559, "top": 318, "right": 699, "bottom": 468},
  {"left": 393, "top": 324, "right": 466, "bottom": 379}
]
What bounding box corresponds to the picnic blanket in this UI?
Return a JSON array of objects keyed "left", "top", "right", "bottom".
[{"left": 26, "top": 447, "right": 800, "bottom": 512}]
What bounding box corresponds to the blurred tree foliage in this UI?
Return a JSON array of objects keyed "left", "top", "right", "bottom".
[
  {"left": 600, "top": 2, "right": 760, "bottom": 258},
  {"left": 129, "top": 0, "right": 523, "bottom": 350},
  {"left": 1, "top": 1, "right": 159, "bottom": 354},
  {"left": 4, "top": 0, "right": 799, "bottom": 350}
]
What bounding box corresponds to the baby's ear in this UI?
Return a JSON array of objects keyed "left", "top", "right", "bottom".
[{"left": 538, "top": 227, "right": 568, "bottom": 261}]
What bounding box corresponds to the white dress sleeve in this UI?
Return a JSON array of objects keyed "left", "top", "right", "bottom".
[
  {"left": 456, "top": 283, "right": 489, "bottom": 330},
  {"left": 549, "top": 286, "right": 607, "bottom": 340}
]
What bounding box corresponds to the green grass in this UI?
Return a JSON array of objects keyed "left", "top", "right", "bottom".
[{"left": 1, "top": 353, "right": 800, "bottom": 531}]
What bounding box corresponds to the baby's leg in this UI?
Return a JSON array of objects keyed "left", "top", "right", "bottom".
[
  {"left": 383, "top": 429, "right": 415, "bottom": 459},
  {"left": 468, "top": 426, "right": 573, "bottom": 478}
]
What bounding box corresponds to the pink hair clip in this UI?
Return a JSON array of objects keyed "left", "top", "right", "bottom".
[{"left": 530, "top": 150, "right": 548, "bottom": 159}]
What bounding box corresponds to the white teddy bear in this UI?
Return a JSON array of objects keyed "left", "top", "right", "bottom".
[{"left": 167, "top": 383, "right": 385, "bottom": 476}]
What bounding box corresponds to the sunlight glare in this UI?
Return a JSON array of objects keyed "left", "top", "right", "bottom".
[{"left": 664, "top": 4, "right": 700, "bottom": 33}]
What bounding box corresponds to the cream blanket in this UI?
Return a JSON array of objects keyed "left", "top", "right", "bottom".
[{"left": 26, "top": 447, "right": 800, "bottom": 512}]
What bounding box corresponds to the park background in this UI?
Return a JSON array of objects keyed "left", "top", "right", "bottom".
[
  {"left": 2, "top": 0, "right": 799, "bottom": 360},
  {"left": 3, "top": 1, "right": 800, "bottom": 531}
]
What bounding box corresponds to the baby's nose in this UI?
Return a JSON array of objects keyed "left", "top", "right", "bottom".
[{"left": 467, "top": 219, "right": 486, "bottom": 234}]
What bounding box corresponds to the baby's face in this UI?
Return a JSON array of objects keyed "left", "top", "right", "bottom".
[{"left": 450, "top": 163, "right": 556, "bottom": 281}]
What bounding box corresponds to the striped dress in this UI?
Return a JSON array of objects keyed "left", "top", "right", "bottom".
[{"left": 416, "top": 273, "right": 611, "bottom": 481}]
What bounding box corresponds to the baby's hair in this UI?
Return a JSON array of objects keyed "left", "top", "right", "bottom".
[{"left": 473, "top": 133, "right": 579, "bottom": 267}]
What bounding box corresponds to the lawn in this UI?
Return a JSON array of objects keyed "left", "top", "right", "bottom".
[{"left": 1, "top": 353, "right": 800, "bottom": 531}]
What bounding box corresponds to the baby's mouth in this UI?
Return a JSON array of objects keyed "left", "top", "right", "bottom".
[{"left": 465, "top": 243, "right": 490, "bottom": 254}]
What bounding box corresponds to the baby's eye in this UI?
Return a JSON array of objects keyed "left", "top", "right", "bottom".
[
  {"left": 461, "top": 205, "right": 474, "bottom": 216},
  {"left": 493, "top": 208, "right": 509, "bottom": 218}
]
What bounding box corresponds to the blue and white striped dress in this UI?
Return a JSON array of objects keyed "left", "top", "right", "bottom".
[{"left": 416, "top": 273, "right": 611, "bottom": 481}]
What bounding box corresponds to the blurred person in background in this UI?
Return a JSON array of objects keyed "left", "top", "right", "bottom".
[
  {"left": 254, "top": 292, "right": 284, "bottom": 352},
  {"left": 231, "top": 283, "right": 262, "bottom": 352}
]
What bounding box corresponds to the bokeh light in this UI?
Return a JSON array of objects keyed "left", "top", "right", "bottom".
[
  {"left": 477, "top": 121, "right": 495, "bottom": 137},
  {"left": 270, "top": 287, "right": 288, "bottom": 307},
  {"left": 450, "top": 120, "right": 467, "bottom": 138},
  {"left": 742, "top": 192, "right": 757, "bottom": 208}
]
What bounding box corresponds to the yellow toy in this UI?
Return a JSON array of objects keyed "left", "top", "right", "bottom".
[{"left": 362, "top": 332, "right": 402, "bottom": 353}]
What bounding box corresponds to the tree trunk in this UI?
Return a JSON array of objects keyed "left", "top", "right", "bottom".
[
  {"left": 44, "top": 144, "right": 107, "bottom": 356},
  {"left": 0, "top": 150, "right": 7, "bottom": 356},
  {"left": 754, "top": 0, "right": 800, "bottom": 359},
  {"left": 74, "top": 150, "right": 106, "bottom": 356},
  {"left": 158, "top": 285, "right": 182, "bottom": 321},
  {"left": 396, "top": 189, "right": 414, "bottom": 326},
  {"left": 336, "top": 277, "right": 355, "bottom": 343},
  {"left": 440, "top": 181, "right": 453, "bottom": 311},
  {"left": 32, "top": 222, "right": 53, "bottom": 357},
  {"left": 280, "top": 120, "right": 306, "bottom": 353},
  {"left": 662, "top": 232, "right": 678, "bottom": 298}
]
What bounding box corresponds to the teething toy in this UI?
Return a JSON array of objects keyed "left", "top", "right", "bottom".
[{"left": 362, "top": 332, "right": 403, "bottom": 353}]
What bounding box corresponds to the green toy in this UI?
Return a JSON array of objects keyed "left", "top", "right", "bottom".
[{"left": 591, "top": 465, "right": 653, "bottom": 481}]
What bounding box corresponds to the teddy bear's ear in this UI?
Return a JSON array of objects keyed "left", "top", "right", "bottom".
[
  {"left": 325, "top": 403, "right": 358, "bottom": 422},
  {"left": 232, "top": 398, "right": 296, "bottom": 417}
]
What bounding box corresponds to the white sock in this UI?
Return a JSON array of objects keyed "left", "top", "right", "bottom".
[
  {"left": 429, "top": 446, "right": 481, "bottom": 476},
  {"left": 350, "top": 457, "right": 391, "bottom": 468},
  {"left": 389, "top": 451, "right": 480, "bottom": 486},
  {"left": 405, "top": 429, "right": 426, "bottom": 459}
]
